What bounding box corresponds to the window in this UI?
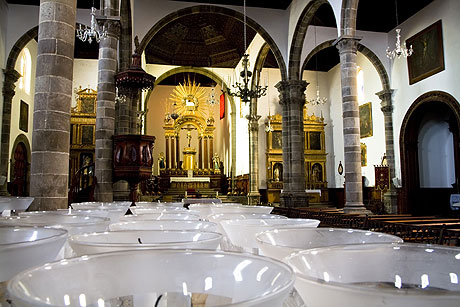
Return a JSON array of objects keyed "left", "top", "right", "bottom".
[
  {"left": 357, "top": 66, "right": 364, "bottom": 103},
  {"left": 18, "top": 48, "right": 32, "bottom": 94}
]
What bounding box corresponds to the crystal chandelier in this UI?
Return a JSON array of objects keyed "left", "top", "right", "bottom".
[
  {"left": 76, "top": 7, "right": 107, "bottom": 43},
  {"left": 207, "top": 85, "right": 217, "bottom": 106},
  {"left": 386, "top": 0, "right": 413, "bottom": 59},
  {"left": 226, "top": 0, "right": 267, "bottom": 104},
  {"left": 307, "top": 26, "right": 327, "bottom": 106}
]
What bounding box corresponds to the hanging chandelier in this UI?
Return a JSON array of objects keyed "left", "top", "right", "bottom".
[
  {"left": 207, "top": 85, "right": 217, "bottom": 106},
  {"left": 307, "top": 26, "right": 327, "bottom": 106},
  {"left": 386, "top": 0, "right": 413, "bottom": 59},
  {"left": 76, "top": 7, "right": 107, "bottom": 43},
  {"left": 226, "top": 0, "right": 267, "bottom": 104}
]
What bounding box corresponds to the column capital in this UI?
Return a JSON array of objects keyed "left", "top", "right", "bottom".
[
  {"left": 333, "top": 35, "right": 362, "bottom": 54},
  {"left": 2, "top": 69, "right": 21, "bottom": 100},
  {"left": 376, "top": 89, "right": 395, "bottom": 112},
  {"left": 98, "top": 16, "right": 121, "bottom": 38},
  {"left": 275, "top": 80, "right": 308, "bottom": 105}
]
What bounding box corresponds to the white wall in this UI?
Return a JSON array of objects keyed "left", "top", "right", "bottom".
[
  {"left": 72, "top": 59, "right": 99, "bottom": 107},
  {"left": 8, "top": 39, "right": 37, "bottom": 178},
  {"left": 391, "top": 0, "right": 460, "bottom": 182},
  {"left": 418, "top": 112, "right": 455, "bottom": 188}
]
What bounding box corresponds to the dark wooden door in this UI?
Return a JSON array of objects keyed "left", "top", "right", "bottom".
[{"left": 12, "top": 142, "right": 27, "bottom": 196}]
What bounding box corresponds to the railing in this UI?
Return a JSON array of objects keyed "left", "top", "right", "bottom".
[
  {"left": 68, "top": 163, "right": 97, "bottom": 205},
  {"left": 271, "top": 207, "right": 460, "bottom": 246}
]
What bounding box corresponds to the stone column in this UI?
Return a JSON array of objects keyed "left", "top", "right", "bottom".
[
  {"left": 275, "top": 80, "right": 309, "bottom": 207},
  {"left": 0, "top": 69, "right": 21, "bottom": 195},
  {"left": 95, "top": 0, "right": 120, "bottom": 202},
  {"left": 247, "top": 111, "right": 261, "bottom": 205},
  {"left": 334, "top": 36, "right": 369, "bottom": 213},
  {"left": 29, "top": 0, "right": 76, "bottom": 210},
  {"left": 170, "top": 136, "right": 175, "bottom": 168},
  {"left": 377, "top": 89, "right": 398, "bottom": 213}
]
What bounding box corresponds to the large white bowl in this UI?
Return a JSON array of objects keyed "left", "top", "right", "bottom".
[
  {"left": 8, "top": 249, "right": 294, "bottom": 307},
  {"left": 129, "top": 207, "right": 192, "bottom": 215},
  {"left": 69, "top": 230, "right": 223, "bottom": 255},
  {"left": 189, "top": 203, "right": 241, "bottom": 219},
  {"left": 286, "top": 243, "right": 460, "bottom": 307},
  {"left": 0, "top": 197, "right": 34, "bottom": 214},
  {"left": 256, "top": 228, "right": 403, "bottom": 261},
  {"left": 135, "top": 201, "right": 185, "bottom": 208},
  {"left": 109, "top": 220, "right": 218, "bottom": 232},
  {"left": 0, "top": 215, "right": 110, "bottom": 235},
  {"left": 0, "top": 226, "right": 67, "bottom": 282},
  {"left": 221, "top": 218, "right": 320, "bottom": 253},
  {"left": 210, "top": 205, "right": 274, "bottom": 215},
  {"left": 70, "top": 203, "right": 129, "bottom": 222},
  {"left": 119, "top": 212, "right": 200, "bottom": 222}
]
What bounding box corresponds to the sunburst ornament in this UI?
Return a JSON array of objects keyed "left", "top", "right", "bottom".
[{"left": 170, "top": 77, "right": 208, "bottom": 118}]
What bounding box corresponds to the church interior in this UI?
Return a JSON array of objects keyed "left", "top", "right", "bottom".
[{"left": 1, "top": 0, "right": 460, "bottom": 305}]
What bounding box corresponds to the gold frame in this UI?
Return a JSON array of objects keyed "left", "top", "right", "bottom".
[
  {"left": 361, "top": 143, "right": 367, "bottom": 167},
  {"left": 359, "top": 102, "right": 373, "bottom": 138}
]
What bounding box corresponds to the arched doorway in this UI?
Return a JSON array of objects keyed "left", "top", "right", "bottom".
[
  {"left": 400, "top": 91, "right": 460, "bottom": 215},
  {"left": 11, "top": 142, "right": 28, "bottom": 196}
]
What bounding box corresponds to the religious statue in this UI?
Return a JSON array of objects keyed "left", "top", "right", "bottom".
[
  {"left": 212, "top": 153, "right": 220, "bottom": 169},
  {"left": 158, "top": 152, "right": 166, "bottom": 169}
]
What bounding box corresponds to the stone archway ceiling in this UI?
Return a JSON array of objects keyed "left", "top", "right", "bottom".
[
  {"left": 304, "top": 46, "right": 339, "bottom": 72},
  {"left": 145, "top": 13, "right": 257, "bottom": 68}
]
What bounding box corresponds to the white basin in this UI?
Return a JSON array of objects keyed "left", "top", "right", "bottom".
[
  {"left": 0, "top": 215, "right": 110, "bottom": 235},
  {"left": 135, "top": 201, "right": 184, "bottom": 208},
  {"left": 119, "top": 212, "right": 200, "bottom": 222},
  {"left": 8, "top": 249, "right": 294, "bottom": 307},
  {"left": 69, "top": 230, "right": 223, "bottom": 255},
  {"left": 256, "top": 228, "right": 403, "bottom": 261},
  {"left": 109, "top": 220, "right": 218, "bottom": 232},
  {"left": 129, "top": 207, "right": 192, "bottom": 215},
  {"left": 189, "top": 203, "right": 241, "bottom": 219},
  {"left": 221, "top": 218, "right": 320, "bottom": 253},
  {"left": 210, "top": 205, "right": 273, "bottom": 215},
  {"left": 0, "top": 226, "right": 67, "bottom": 282},
  {"left": 0, "top": 197, "right": 34, "bottom": 214},
  {"left": 286, "top": 243, "right": 460, "bottom": 307}
]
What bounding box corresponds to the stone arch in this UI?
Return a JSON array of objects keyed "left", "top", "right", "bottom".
[
  {"left": 250, "top": 42, "right": 271, "bottom": 112},
  {"left": 145, "top": 66, "right": 237, "bottom": 180},
  {"left": 340, "top": 0, "right": 359, "bottom": 37},
  {"left": 138, "top": 5, "right": 287, "bottom": 81},
  {"left": 288, "top": 0, "right": 332, "bottom": 80},
  {"left": 301, "top": 39, "right": 390, "bottom": 92},
  {"left": 399, "top": 91, "right": 460, "bottom": 214}
]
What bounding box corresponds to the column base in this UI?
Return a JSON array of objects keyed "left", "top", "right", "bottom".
[
  {"left": 343, "top": 202, "right": 373, "bottom": 214},
  {"left": 0, "top": 183, "right": 10, "bottom": 196},
  {"left": 383, "top": 190, "right": 398, "bottom": 214},
  {"left": 247, "top": 192, "right": 260, "bottom": 206},
  {"left": 280, "top": 191, "right": 309, "bottom": 207}
]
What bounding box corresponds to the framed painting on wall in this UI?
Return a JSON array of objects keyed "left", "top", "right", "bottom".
[
  {"left": 406, "top": 20, "right": 444, "bottom": 85},
  {"left": 19, "top": 100, "right": 28, "bottom": 132},
  {"left": 359, "top": 102, "right": 373, "bottom": 138},
  {"left": 361, "top": 143, "right": 367, "bottom": 167}
]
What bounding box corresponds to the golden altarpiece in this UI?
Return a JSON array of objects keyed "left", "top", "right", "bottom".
[
  {"left": 70, "top": 87, "right": 96, "bottom": 179},
  {"left": 159, "top": 79, "right": 224, "bottom": 195},
  {"left": 265, "top": 107, "right": 328, "bottom": 204}
]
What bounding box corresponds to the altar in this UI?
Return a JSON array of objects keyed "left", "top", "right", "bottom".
[{"left": 170, "top": 176, "right": 211, "bottom": 189}]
